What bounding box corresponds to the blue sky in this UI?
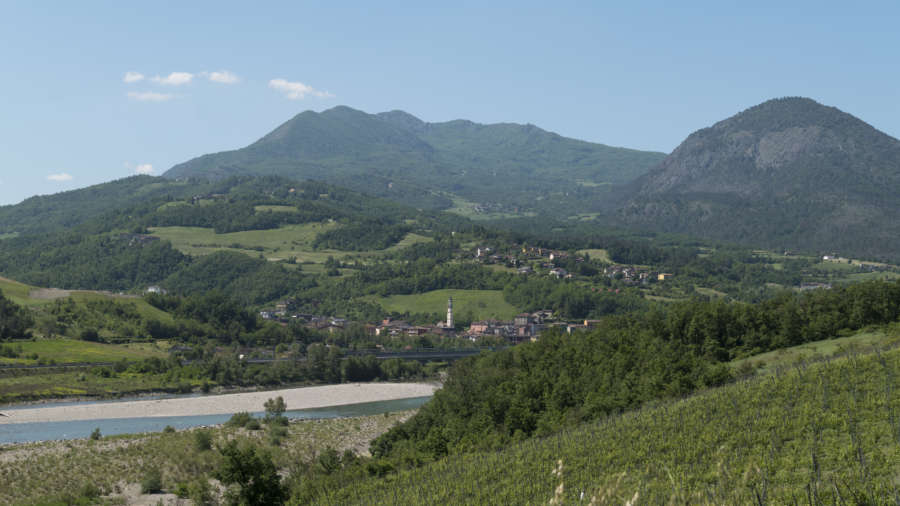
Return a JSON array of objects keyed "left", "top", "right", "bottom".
[{"left": 2, "top": 1, "right": 899, "bottom": 205}]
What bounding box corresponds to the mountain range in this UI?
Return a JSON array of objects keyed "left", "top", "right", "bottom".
[{"left": 164, "top": 106, "right": 665, "bottom": 215}]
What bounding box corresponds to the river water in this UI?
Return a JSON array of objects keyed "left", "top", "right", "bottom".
[{"left": 0, "top": 395, "right": 431, "bottom": 444}]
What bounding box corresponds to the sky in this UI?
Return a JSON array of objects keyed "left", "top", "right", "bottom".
[{"left": 2, "top": 1, "right": 899, "bottom": 205}]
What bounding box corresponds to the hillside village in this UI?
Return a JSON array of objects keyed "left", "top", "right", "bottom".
[{"left": 256, "top": 243, "right": 675, "bottom": 342}]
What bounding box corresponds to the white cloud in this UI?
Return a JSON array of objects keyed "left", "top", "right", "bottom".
[
  {"left": 206, "top": 70, "right": 239, "bottom": 84},
  {"left": 152, "top": 72, "right": 194, "bottom": 86},
  {"left": 47, "top": 173, "right": 73, "bottom": 182},
  {"left": 268, "top": 78, "right": 334, "bottom": 100},
  {"left": 135, "top": 164, "right": 154, "bottom": 175},
  {"left": 123, "top": 71, "right": 145, "bottom": 83},
  {"left": 127, "top": 91, "right": 175, "bottom": 102}
]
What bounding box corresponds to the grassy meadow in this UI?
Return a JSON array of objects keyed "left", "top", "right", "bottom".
[
  {"left": 149, "top": 224, "right": 433, "bottom": 266},
  {"left": 0, "top": 276, "right": 174, "bottom": 324},
  {"left": 0, "top": 339, "right": 168, "bottom": 366},
  {"left": 369, "top": 289, "right": 519, "bottom": 321},
  {"left": 575, "top": 248, "right": 612, "bottom": 263}
]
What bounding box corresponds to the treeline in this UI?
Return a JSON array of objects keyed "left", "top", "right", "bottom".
[
  {"left": 312, "top": 221, "right": 410, "bottom": 251},
  {"left": 0, "top": 233, "right": 188, "bottom": 291},
  {"left": 503, "top": 276, "right": 645, "bottom": 319},
  {"left": 0, "top": 289, "right": 32, "bottom": 340},
  {"left": 148, "top": 200, "right": 336, "bottom": 233},
  {"left": 88, "top": 346, "right": 434, "bottom": 391},
  {"left": 370, "top": 279, "right": 900, "bottom": 462},
  {"left": 162, "top": 251, "right": 312, "bottom": 305}
]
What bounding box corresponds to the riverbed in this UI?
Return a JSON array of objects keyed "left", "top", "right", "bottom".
[{"left": 0, "top": 382, "right": 437, "bottom": 444}]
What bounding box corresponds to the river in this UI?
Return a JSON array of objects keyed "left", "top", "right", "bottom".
[{"left": 0, "top": 395, "right": 431, "bottom": 444}]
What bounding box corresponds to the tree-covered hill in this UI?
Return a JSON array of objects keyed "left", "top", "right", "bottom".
[
  {"left": 0, "top": 175, "right": 472, "bottom": 305},
  {"left": 315, "top": 331, "right": 900, "bottom": 504},
  {"left": 617, "top": 97, "right": 900, "bottom": 261},
  {"left": 164, "top": 106, "right": 665, "bottom": 215}
]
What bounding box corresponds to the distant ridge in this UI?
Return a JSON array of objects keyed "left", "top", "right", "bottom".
[
  {"left": 164, "top": 106, "right": 665, "bottom": 215},
  {"left": 618, "top": 97, "right": 900, "bottom": 260}
]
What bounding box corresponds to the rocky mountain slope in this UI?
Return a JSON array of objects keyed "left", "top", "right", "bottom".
[{"left": 618, "top": 97, "right": 900, "bottom": 260}]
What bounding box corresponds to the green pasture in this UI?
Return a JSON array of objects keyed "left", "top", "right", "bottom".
[
  {"left": 693, "top": 286, "right": 728, "bottom": 299},
  {"left": 150, "top": 225, "right": 433, "bottom": 264},
  {"left": 370, "top": 289, "right": 519, "bottom": 321},
  {"left": 0, "top": 339, "right": 168, "bottom": 365},
  {"left": 254, "top": 205, "right": 298, "bottom": 213},
  {"left": 445, "top": 196, "right": 534, "bottom": 221},
  {"left": 575, "top": 248, "right": 611, "bottom": 263},
  {"left": 0, "top": 276, "right": 34, "bottom": 305},
  {"left": 0, "top": 276, "right": 175, "bottom": 323}
]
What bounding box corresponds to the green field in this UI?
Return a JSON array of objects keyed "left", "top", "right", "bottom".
[
  {"left": 576, "top": 248, "right": 611, "bottom": 263},
  {"left": 693, "top": 285, "right": 729, "bottom": 299},
  {"left": 0, "top": 276, "right": 33, "bottom": 305},
  {"left": 0, "top": 339, "right": 168, "bottom": 365},
  {"left": 150, "top": 225, "right": 433, "bottom": 265},
  {"left": 445, "top": 196, "right": 535, "bottom": 221},
  {"left": 371, "top": 289, "right": 519, "bottom": 321},
  {"left": 0, "top": 277, "right": 172, "bottom": 323},
  {"left": 254, "top": 205, "right": 298, "bottom": 213}
]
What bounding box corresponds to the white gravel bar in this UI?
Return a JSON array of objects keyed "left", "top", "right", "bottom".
[{"left": 0, "top": 382, "right": 438, "bottom": 424}]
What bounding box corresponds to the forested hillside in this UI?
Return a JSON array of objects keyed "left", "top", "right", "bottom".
[
  {"left": 618, "top": 97, "right": 900, "bottom": 261},
  {"left": 165, "top": 106, "right": 665, "bottom": 215}
]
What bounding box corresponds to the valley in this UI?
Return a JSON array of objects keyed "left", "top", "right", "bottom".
[{"left": 1, "top": 96, "right": 900, "bottom": 504}]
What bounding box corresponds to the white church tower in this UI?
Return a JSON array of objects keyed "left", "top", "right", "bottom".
[{"left": 446, "top": 297, "right": 454, "bottom": 329}]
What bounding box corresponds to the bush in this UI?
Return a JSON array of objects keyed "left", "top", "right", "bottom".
[
  {"left": 140, "top": 468, "right": 163, "bottom": 494},
  {"left": 264, "top": 396, "right": 287, "bottom": 425},
  {"left": 194, "top": 430, "right": 213, "bottom": 451},
  {"left": 188, "top": 478, "right": 215, "bottom": 506},
  {"left": 89, "top": 427, "right": 101, "bottom": 440},
  {"left": 78, "top": 482, "right": 101, "bottom": 499},
  {"left": 215, "top": 440, "right": 286, "bottom": 505},
  {"left": 226, "top": 411, "right": 253, "bottom": 428},
  {"left": 163, "top": 425, "right": 176, "bottom": 433},
  {"left": 246, "top": 419, "right": 261, "bottom": 431}
]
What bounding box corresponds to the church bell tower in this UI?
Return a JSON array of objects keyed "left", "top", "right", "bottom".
[{"left": 446, "top": 297, "right": 453, "bottom": 329}]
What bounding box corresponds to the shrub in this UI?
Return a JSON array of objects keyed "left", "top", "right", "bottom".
[
  {"left": 215, "top": 440, "right": 285, "bottom": 505},
  {"left": 194, "top": 430, "right": 213, "bottom": 451},
  {"left": 188, "top": 478, "right": 215, "bottom": 506},
  {"left": 163, "top": 425, "right": 176, "bottom": 433},
  {"left": 89, "top": 427, "right": 101, "bottom": 440},
  {"left": 226, "top": 412, "right": 253, "bottom": 428},
  {"left": 140, "top": 468, "right": 163, "bottom": 494}
]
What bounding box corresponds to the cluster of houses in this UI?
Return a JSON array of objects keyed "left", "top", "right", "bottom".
[
  {"left": 605, "top": 265, "right": 673, "bottom": 284},
  {"left": 258, "top": 296, "right": 604, "bottom": 342},
  {"left": 119, "top": 233, "right": 160, "bottom": 247}
]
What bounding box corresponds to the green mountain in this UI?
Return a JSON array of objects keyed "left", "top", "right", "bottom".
[
  {"left": 618, "top": 97, "right": 900, "bottom": 261},
  {"left": 164, "top": 106, "right": 665, "bottom": 215}
]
